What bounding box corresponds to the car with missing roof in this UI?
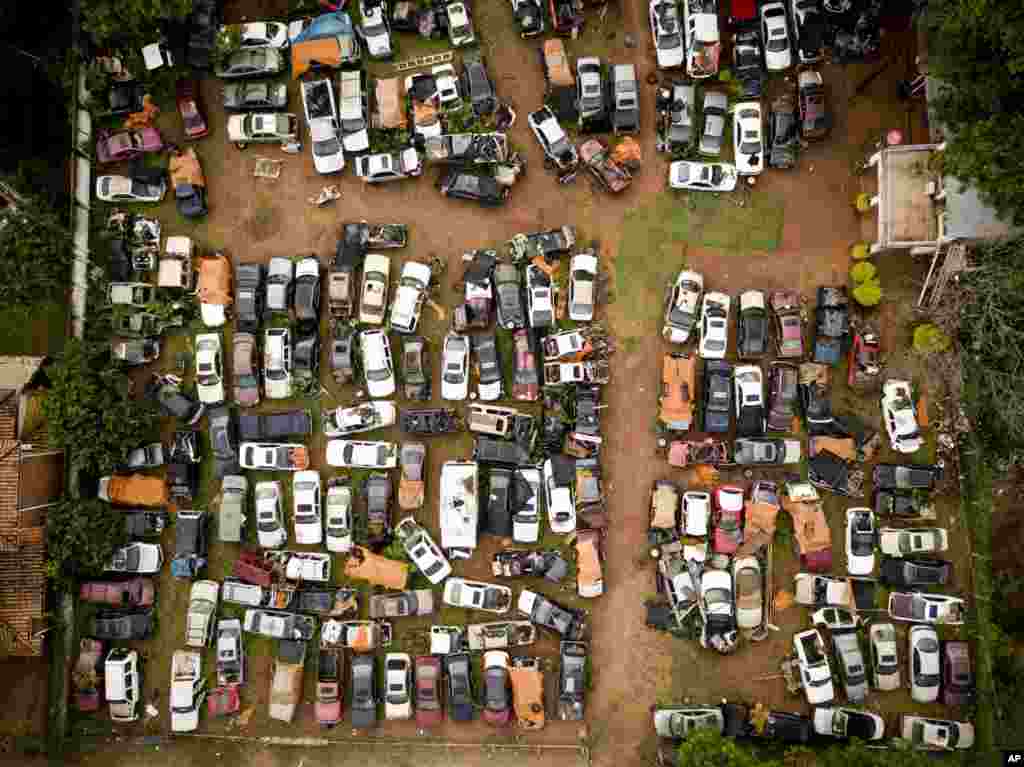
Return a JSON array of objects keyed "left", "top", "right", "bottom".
[
  {"left": 900, "top": 716, "right": 974, "bottom": 751},
  {"left": 845, "top": 508, "right": 876, "bottom": 575},
  {"left": 881, "top": 379, "right": 924, "bottom": 454},
  {"left": 527, "top": 106, "right": 578, "bottom": 172},
  {"left": 649, "top": 0, "right": 684, "bottom": 68}
]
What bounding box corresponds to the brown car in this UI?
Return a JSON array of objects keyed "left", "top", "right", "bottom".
[
  {"left": 659, "top": 353, "right": 697, "bottom": 432},
  {"left": 79, "top": 577, "right": 155, "bottom": 608},
  {"left": 575, "top": 529, "right": 605, "bottom": 598},
  {"left": 942, "top": 641, "right": 973, "bottom": 706},
  {"left": 233, "top": 332, "right": 260, "bottom": 407},
  {"left": 414, "top": 655, "right": 443, "bottom": 728}
]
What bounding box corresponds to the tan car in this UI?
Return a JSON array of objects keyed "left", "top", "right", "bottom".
[
  {"left": 659, "top": 353, "right": 697, "bottom": 431},
  {"left": 575, "top": 529, "right": 605, "bottom": 598},
  {"left": 233, "top": 332, "right": 260, "bottom": 407}
]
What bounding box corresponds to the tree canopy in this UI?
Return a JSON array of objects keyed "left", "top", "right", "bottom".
[
  {"left": 80, "top": 0, "right": 193, "bottom": 48},
  {"left": 923, "top": 0, "right": 1024, "bottom": 225},
  {"left": 46, "top": 497, "right": 126, "bottom": 590},
  {"left": 0, "top": 180, "right": 75, "bottom": 308}
]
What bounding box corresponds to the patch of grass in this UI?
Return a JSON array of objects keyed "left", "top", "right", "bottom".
[{"left": 0, "top": 302, "right": 67, "bottom": 355}]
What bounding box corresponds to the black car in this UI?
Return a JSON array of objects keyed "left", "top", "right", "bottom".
[
  {"left": 147, "top": 375, "right": 204, "bottom": 425},
  {"left": 207, "top": 406, "right": 239, "bottom": 478},
  {"left": 558, "top": 640, "right": 587, "bottom": 721},
  {"left": 493, "top": 263, "right": 525, "bottom": 329},
  {"left": 235, "top": 264, "right": 264, "bottom": 332},
  {"left": 737, "top": 291, "right": 769, "bottom": 358},
  {"left": 365, "top": 472, "right": 392, "bottom": 548},
  {"left": 793, "top": 0, "right": 826, "bottom": 64},
  {"left": 170, "top": 429, "right": 201, "bottom": 464},
  {"left": 187, "top": 0, "right": 219, "bottom": 68},
  {"left": 124, "top": 510, "right": 170, "bottom": 538},
  {"left": 445, "top": 653, "right": 475, "bottom": 722},
  {"left": 172, "top": 510, "right": 209, "bottom": 579},
  {"left": 461, "top": 57, "right": 497, "bottom": 116},
  {"left": 873, "top": 463, "right": 942, "bottom": 491},
  {"left": 401, "top": 336, "right": 430, "bottom": 400},
  {"left": 799, "top": 370, "right": 834, "bottom": 432},
  {"left": 350, "top": 654, "right": 377, "bottom": 729},
  {"left": 296, "top": 587, "right": 358, "bottom": 617},
  {"left": 293, "top": 333, "right": 320, "bottom": 389},
  {"left": 808, "top": 452, "right": 864, "bottom": 497},
  {"left": 474, "top": 437, "right": 530, "bottom": 466},
  {"left": 873, "top": 489, "right": 922, "bottom": 519},
  {"left": 474, "top": 333, "right": 504, "bottom": 400},
  {"left": 438, "top": 170, "right": 509, "bottom": 206},
  {"left": 732, "top": 30, "right": 763, "bottom": 98},
  {"left": 237, "top": 409, "right": 312, "bottom": 441},
  {"left": 167, "top": 461, "right": 199, "bottom": 505},
  {"left": 105, "top": 80, "right": 147, "bottom": 117},
  {"left": 813, "top": 286, "right": 850, "bottom": 365},
  {"left": 703, "top": 360, "right": 732, "bottom": 433},
  {"left": 576, "top": 386, "right": 601, "bottom": 436},
  {"left": 522, "top": 590, "right": 586, "bottom": 639},
  {"left": 294, "top": 260, "right": 321, "bottom": 328},
  {"left": 760, "top": 711, "right": 812, "bottom": 744},
  {"left": 880, "top": 557, "right": 952, "bottom": 587},
  {"left": 512, "top": 0, "right": 545, "bottom": 36},
  {"left": 483, "top": 467, "right": 513, "bottom": 537},
  {"left": 90, "top": 609, "right": 155, "bottom": 640},
  {"left": 767, "top": 96, "right": 799, "bottom": 170},
  {"left": 108, "top": 238, "right": 133, "bottom": 282}
]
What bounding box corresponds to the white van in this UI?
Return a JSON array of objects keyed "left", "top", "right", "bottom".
[
  {"left": 105, "top": 648, "right": 142, "bottom": 722},
  {"left": 221, "top": 577, "right": 265, "bottom": 607},
  {"left": 439, "top": 461, "right": 479, "bottom": 554},
  {"left": 467, "top": 403, "right": 519, "bottom": 438}
]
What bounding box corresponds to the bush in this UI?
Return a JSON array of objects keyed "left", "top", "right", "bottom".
[
  {"left": 913, "top": 323, "right": 952, "bottom": 354},
  {"left": 850, "top": 261, "right": 877, "bottom": 283},
  {"left": 850, "top": 243, "right": 870, "bottom": 260},
  {"left": 852, "top": 278, "right": 882, "bottom": 306},
  {"left": 46, "top": 498, "right": 127, "bottom": 590}
]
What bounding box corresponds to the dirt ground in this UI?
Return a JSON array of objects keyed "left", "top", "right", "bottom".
[{"left": 67, "top": 1, "right": 972, "bottom": 766}]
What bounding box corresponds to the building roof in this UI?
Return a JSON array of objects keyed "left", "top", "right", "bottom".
[
  {"left": 0, "top": 544, "right": 46, "bottom": 656},
  {"left": 0, "top": 357, "right": 46, "bottom": 393},
  {"left": 875, "top": 144, "right": 939, "bottom": 247}
]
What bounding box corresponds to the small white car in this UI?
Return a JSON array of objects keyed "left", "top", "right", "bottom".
[
  {"left": 255, "top": 480, "right": 286, "bottom": 548},
  {"left": 761, "top": 1, "right": 793, "bottom": 71},
  {"left": 568, "top": 252, "right": 598, "bottom": 322},
  {"left": 308, "top": 118, "right": 344, "bottom": 175},
  {"left": 236, "top": 21, "right": 290, "bottom": 48},
  {"left": 668, "top": 161, "right": 738, "bottom": 192},
  {"left": 526, "top": 264, "right": 554, "bottom": 328},
  {"left": 649, "top": 0, "right": 685, "bottom": 68},
  {"left": 698, "top": 291, "right": 731, "bottom": 359},
  {"left": 360, "top": 329, "right": 396, "bottom": 398},
  {"left": 97, "top": 175, "right": 166, "bottom": 203},
  {"left": 396, "top": 516, "right": 452, "bottom": 584},
  {"left": 543, "top": 458, "right": 576, "bottom": 534},
  {"left": 733, "top": 101, "right": 764, "bottom": 176},
  {"left": 682, "top": 491, "right": 710, "bottom": 536},
  {"left": 264, "top": 327, "right": 293, "bottom": 399},
  {"left": 845, "top": 508, "right": 876, "bottom": 575},
  {"left": 663, "top": 270, "right": 704, "bottom": 344},
  {"left": 194, "top": 333, "right": 225, "bottom": 404},
  {"left": 442, "top": 577, "right": 513, "bottom": 614},
  {"left": 324, "top": 481, "right": 353, "bottom": 553},
  {"left": 292, "top": 470, "right": 322, "bottom": 545},
  {"left": 354, "top": 148, "right": 422, "bottom": 183},
  {"left": 441, "top": 333, "right": 470, "bottom": 401},
  {"left": 226, "top": 113, "right": 299, "bottom": 147},
  {"left": 900, "top": 716, "right": 975, "bottom": 751},
  {"left": 812, "top": 707, "right": 885, "bottom": 740},
  {"left": 733, "top": 555, "right": 763, "bottom": 629},
  {"left": 107, "top": 542, "right": 164, "bottom": 574},
  {"left": 359, "top": 253, "right": 390, "bottom": 325},
  {"left": 384, "top": 652, "right": 413, "bottom": 720},
  {"left": 881, "top": 379, "right": 924, "bottom": 454},
  {"left": 359, "top": 0, "right": 392, "bottom": 58},
  {"left": 513, "top": 467, "right": 542, "bottom": 543},
  {"left": 793, "top": 628, "right": 834, "bottom": 705},
  {"left": 432, "top": 64, "right": 462, "bottom": 107},
  {"left": 326, "top": 440, "right": 398, "bottom": 469},
  {"left": 878, "top": 527, "right": 948, "bottom": 557},
  {"left": 910, "top": 625, "right": 941, "bottom": 703},
  {"left": 445, "top": 2, "right": 476, "bottom": 47},
  {"left": 389, "top": 261, "right": 432, "bottom": 333},
  {"left": 868, "top": 622, "right": 901, "bottom": 691},
  {"left": 733, "top": 364, "right": 764, "bottom": 432}
]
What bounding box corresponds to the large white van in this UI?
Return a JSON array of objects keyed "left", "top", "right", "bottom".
[
  {"left": 105, "top": 648, "right": 142, "bottom": 722},
  {"left": 439, "top": 461, "right": 479, "bottom": 554}
]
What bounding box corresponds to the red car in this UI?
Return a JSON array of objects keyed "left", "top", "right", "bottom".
[
  {"left": 95, "top": 127, "right": 163, "bottom": 164},
  {"left": 207, "top": 685, "right": 241, "bottom": 718},
  {"left": 414, "top": 655, "right": 444, "bottom": 728},
  {"left": 176, "top": 79, "right": 210, "bottom": 140},
  {"left": 942, "top": 641, "right": 974, "bottom": 706},
  {"left": 79, "top": 577, "right": 155, "bottom": 607},
  {"left": 770, "top": 290, "right": 804, "bottom": 359},
  {"left": 848, "top": 328, "right": 881, "bottom": 387},
  {"left": 713, "top": 485, "right": 745, "bottom": 554},
  {"left": 513, "top": 328, "right": 540, "bottom": 401}
]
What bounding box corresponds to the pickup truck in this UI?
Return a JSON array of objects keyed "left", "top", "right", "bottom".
[
  {"left": 237, "top": 410, "right": 312, "bottom": 441},
  {"left": 888, "top": 592, "right": 965, "bottom": 625},
  {"left": 269, "top": 639, "right": 306, "bottom": 722},
  {"left": 99, "top": 474, "right": 168, "bottom": 507},
  {"left": 543, "top": 360, "right": 609, "bottom": 386},
  {"left": 239, "top": 442, "right": 310, "bottom": 471},
  {"left": 170, "top": 650, "right": 207, "bottom": 732},
  {"left": 300, "top": 78, "right": 343, "bottom": 174},
  {"left": 423, "top": 133, "right": 510, "bottom": 164}
]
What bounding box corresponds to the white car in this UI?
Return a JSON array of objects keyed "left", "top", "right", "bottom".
[
  {"left": 682, "top": 491, "right": 710, "bottom": 536},
  {"left": 396, "top": 516, "right": 452, "bottom": 584},
  {"left": 432, "top": 64, "right": 462, "bottom": 107},
  {"left": 442, "top": 577, "right": 513, "bottom": 614},
  {"left": 384, "top": 653, "right": 413, "bottom": 720},
  {"left": 698, "top": 291, "right": 731, "bottom": 359},
  {"left": 96, "top": 175, "right": 166, "bottom": 203},
  {"left": 526, "top": 264, "right": 554, "bottom": 328},
  {"left": 910, "top": 625, "right": 941, "bottom": 703},
  {"left": 568, "top": 252, "right": 598, "bottom": 322},
  {"left": 338, "top": 70, "right": 370, "bottom": 153},
  {"left": 878, "top": 527, "right": 948, "bottom": 557},
  {"left": 543, "top": 458, "right": 576, "bottom": 534},
  {"left": 869, "top": 622, "right": 901, "bottom": 691},
  {"left": 264, "top": 327, "right": 293, "bottom": 399},
  {"left": 663, "top": 270, "right": 703, "bottom": 344},
  {"left": 325, "top": 481, "right": 353, "bottom": 553},
  {"left": 441, "top": 333, "right": 470, "bottom": 401},
  {"left": 733, "top": 365, "right": 764, "bottom": 433},
  {"left": 236, "top": 21, "right": 290, "bottom": 48},
  {"left": 794, "top": 628, "right": 834, "bottom": 704},
  {"left": 527, "top": 107, "right": 577, "bottom": 171},
  {"left": 845, "top": 508, "right": 876, "bottom": 575},
  {"left": 359, "top": 0, "right": 392, "bottom": 58},
  {"left": 900, "top": 716, "right": 975, "bottom": 751},
  {"left": 649, "top": 0, "right": 685, "bottom": 68},
  {"left": 733, "top": 101, "right": 764, "bottom": 176},
  {"left": 512, "top": 467, "right": 542, "bottom": 543},
  {"left": 359, "top": 253, "right": 390, "bottom": 325},
  {"left": 194, "top": 333, "right": 225, "bottom": 404},
  {"left": 389, "top": 261, "right": 432, "bottom": 333},
  {"left": 292, "top": 470, "right": 322, "bottom": 545},
  {"left": 169, "top": 650, "right": 207, "bottom": 733},
  {"left": 668, "top": 161, "right": 738, "bottom": 192},
  {"left": 360, "top": 329, "right": 396, "bottom": 398},
  {"left": 254, "top": 481, "right": 286, "bottom": 548},
  {"left": 107, "top": 542, "right": 164, "bottom": 574},
  {"left": 760, "top": 1, "right": 792, "bottom": 70},
  {"left": 354, "top": 148, "right": 422, "bottom": 183},
  {"left": 445, "top": 2, "right": 476, "bottom": 46},
  {"left": 700, "top": 569, "right": 735, "bottom": 634},
  {"left": 323, "top": 401, "right": 397, "bottom": 437},
  {"left": 185, "top": 580, "right": 219, "bottom": 648},
  {"left": 812, "top": 707, "right": 884, "bottom": 740},
  {"left": 308, "top": 117, "right": 344, "bottom": 174},
  {"left": 733, "top": 555, "right": 763, "bottom": 629},
  {"left": 326, "top": 440, "right": 398, "bottom": 469},
  {"left": 881, "top": 379, "right": 924, "bottom": 453}
]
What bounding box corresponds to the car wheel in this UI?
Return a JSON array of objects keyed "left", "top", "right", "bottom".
[{"left": 543, "top": 156, "right": 555, "bottom": 171}]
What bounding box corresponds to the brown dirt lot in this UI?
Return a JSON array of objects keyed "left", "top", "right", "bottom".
[{"left": 72, "top": 3, "right": 972, "bottom": 767}]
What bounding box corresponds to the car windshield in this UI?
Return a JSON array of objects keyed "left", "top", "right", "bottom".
[
  {"left": 314, "top": 137, "right": 342, "bottom": 156},
  {"left": 767, "top": 36, "right": 788, "bottom": 52}
]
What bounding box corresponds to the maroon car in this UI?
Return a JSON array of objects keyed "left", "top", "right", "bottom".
[
  {"left": 482, "top": 651, "right": 513, "bottom": 726},
  {"left": 767, "top": 362, "right": 799, "bottom": 431},
  {"left": 770, "top": 290, "right": 804, "bottom": 359},
  {"left": 513, "top": 329, "right": 540, "bottom": 401},
  {"left": 176, "top": 79, "right": 210, "bottom": 140},
  {"left": 713, "top": 485, "right": 745, "bottom": 555},
  {"left": 95, "top": 127, "right": 164, "bottom": 164},
  {"left": 207, "top": 685, "right": 241, "bottom": 718},
  {"left": 942, "top": 641, "right": 974, "bottom": 706},
  {"left": 848, "top": 328, "right": 881, "bottom": 387},
  {"left": 79, "top": 577, "right": 155, "bottom": 607},
  {"left": 414, "top": 655, "right": 443, "bottom": 728}
]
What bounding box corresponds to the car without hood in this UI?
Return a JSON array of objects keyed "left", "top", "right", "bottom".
[
  {"left": 900, "top": 716, "right": 974, "bottom": 751},
  {"left": 698, "top": 90, "right": 728, "bottom": 156},
  {"left": 733, "top": 556, "right": 763, "bottom": 629},
  {"left": 663, "top": 270, "right": 703, "bottom": 343},
  {"left": 881, "top": 379, "right": 924, "bottom": 454}
]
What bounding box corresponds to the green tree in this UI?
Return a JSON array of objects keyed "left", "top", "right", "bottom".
[
  {"left": 912, "top": 323, "right": 951, "bottom": 354},
  {"left": 46, "top": 497, "right": 126, "bottom": 590},
  {"left": 80, "top": 0, "right": 193, "bottom": 48},
  {"left": 40, "top": 338, "right": 156, "bottom": 476},
  {"left": 676, "top": 729, "right": 781, "bottom": 767},
  {"left": 850, "top": 261, "right": 877, "bottom": 284},
  {"left": 923, "top": 0, "right": 1024, "bottom": 224},
  {"left": 0, "top": 180, "right": 75, "bottom": 307},
  {"left": 852, "top": 278, "right": 882, "bottom": 307}
]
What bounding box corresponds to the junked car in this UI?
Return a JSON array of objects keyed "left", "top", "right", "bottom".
[
  {"left": 879, "top": 527, "right": 948, "bottom": 557},
  {"left": 360, "top": 329, "right": 396, "bottom": 398},
  {"left": 663, "top": 270, "right": 703, "bottom": 343},
  {"left": 443, "top": 578, "right": 513, "bottom": 614},
  {"left": 650, "top": 0, "right": 684, "bottom": 69},
  {"left": 527, "top": 106, "right": 578, "bottom": 172},
  {"left": 223, "top": 80, "right": 288, "bottom": 110},
  {"left": 869, "top": 622, "right": 901, "bottom": 690},
  {"left": 698, "top": 90, "right": 729, "bottom": 156},
  {"left": 668, "top": 160, "right": 737, "bottom": 192},
  {"left": 96, "top": 128, "right": 163, "bottom": 165},
  {"left": 770, "top": 290, "right": 804, "bottom": 358},
  {"left": 733, "top": 101, "right": 764, "bottom": 175},
  {"left": 910, "top": 625, "right": 941, "bottom": 703},
  {"left": 699, "top": 291, "right": 730, "bottom": 359},
  {"left": 845, "top": 508, "right": 876, "bottom": 575},
  {"left": 881, "top": 379, "right": 924, "bottom": 454}
]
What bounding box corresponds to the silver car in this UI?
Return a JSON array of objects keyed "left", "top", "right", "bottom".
[
  {"left": 266, "top": 257, "right": 293, "bottom": 313},
  {"left": 698, "top": 90, "right": 729, "bottom": 156},
  {"left": 832, "top": 632, "right": 867, "bottom": 702}
]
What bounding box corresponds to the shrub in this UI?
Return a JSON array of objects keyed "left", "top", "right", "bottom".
[
  {"left": 850, "top": 243, "right": 870, "bottom": 260},
  {"left": 852, "top": 278, "right": 882, "bottom": 306},
  {"left": 850, "top": 261, "right": 877, "bottom": 283},
  {"left": 913, "top": 323, "right": 952, "bottom": 354}
]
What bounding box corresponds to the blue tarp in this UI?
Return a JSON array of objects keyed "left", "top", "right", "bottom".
[{"left": 293, "top": 11, "right": 354, "bottom": 43}]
